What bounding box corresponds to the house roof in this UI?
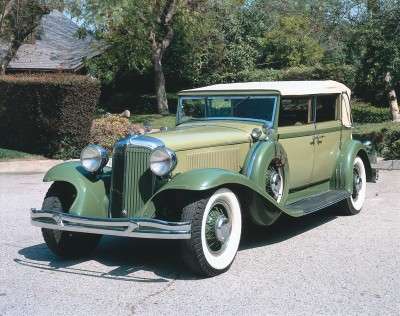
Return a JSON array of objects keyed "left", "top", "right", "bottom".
[
  {"left": 180, "top": 80, "right": 351, "bottom": 96},
  {"left": 6, "top": 10, "right": 104, "bottom": 72}
]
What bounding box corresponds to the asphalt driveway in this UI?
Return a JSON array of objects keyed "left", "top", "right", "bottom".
[{"left": 0, "top": 171, "right": 399, "bottom": 315}]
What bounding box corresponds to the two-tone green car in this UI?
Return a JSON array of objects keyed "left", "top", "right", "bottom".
[{"left": 31, "top": 80, "right": 378, "bottom": 277}]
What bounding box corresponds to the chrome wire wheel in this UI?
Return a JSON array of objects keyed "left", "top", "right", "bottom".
[
  {"left": 205, "top": 202, "right": 232, "bottom": 254},
  {"left": 181, "top": 188, "right": 242, "bottom": 276},
  {"left": 199, "top": 188, "right": 242, "bottom": 272},
  {"left": 266, "top": 164, "right": 284, "bottom": 203}
]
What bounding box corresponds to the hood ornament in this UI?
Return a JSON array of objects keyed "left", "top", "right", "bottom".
[{"left": 143, "top": 120, "right": 152, "bottom": 134}]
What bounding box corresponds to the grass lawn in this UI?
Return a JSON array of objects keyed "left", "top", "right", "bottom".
[
  {"left": 130, "top": 114, "right": 176, "bottom": 129},
  {"left": 0, "top": 148, "right": 43, "bottom": 161}
]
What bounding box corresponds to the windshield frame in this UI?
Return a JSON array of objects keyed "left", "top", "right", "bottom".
[{"left": 176, "top": 95, "right": 278, "bottom": 126}]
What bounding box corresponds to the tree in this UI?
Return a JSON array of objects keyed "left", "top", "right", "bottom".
[
  {"left": 146, "top": 0, "right": 193, "bottom": 114},
  {"left": 164, "top": 0, "right": 264, "bottom": 86},
  {"left": 67, "top": 0, "right": 203, "bottom": 114},
  {"left": 0, "top": 0, "right": 48, "bottom": 74},
  {"left": 350, "top": 0, "right": 400, "bottom": 121},
  {"left": 260, "top": 16, "right": 324, "bottom": 68}
]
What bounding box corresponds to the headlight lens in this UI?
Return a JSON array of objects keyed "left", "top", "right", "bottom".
[
  {"left": 150, "top": 147, "right": 177, "bottom": 176},
  {"left": 80, "top": 145, "right": 109, "bottom": 173}
]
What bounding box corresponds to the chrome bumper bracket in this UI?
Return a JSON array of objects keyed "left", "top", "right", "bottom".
[{"left": 30, "top": 209, "right": 191, "bottom": 239}]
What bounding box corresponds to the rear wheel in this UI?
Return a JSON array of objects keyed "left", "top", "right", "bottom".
[
  {"left": 41, "top": 183, "right": 101, "bottom": 258},
  {"left": 340, "top": 157, "right": 367, "bottom": 215},
  {"left": 180, "top": 188, "right": 242, "bottom": 277}
]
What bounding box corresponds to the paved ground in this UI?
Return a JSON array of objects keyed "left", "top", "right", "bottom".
[{"left": 0, "top": 171, "right": 399, "bottom": 316}]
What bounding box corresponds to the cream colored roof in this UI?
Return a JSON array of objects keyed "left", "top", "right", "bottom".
[{"left": 180, "top": 80, "right": 351, "bottom": 96}]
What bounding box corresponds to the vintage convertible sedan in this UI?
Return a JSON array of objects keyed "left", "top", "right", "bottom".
[{"left": 31, "top": 81, "right": 377, "bottom": 277}]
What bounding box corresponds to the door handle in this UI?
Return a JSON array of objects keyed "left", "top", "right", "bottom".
[
  {"left": 317, "top": 134, "right": 325, "bottom": 144},
  {"left": 311, "top": 134, "right": 324, "bottom": 145}
]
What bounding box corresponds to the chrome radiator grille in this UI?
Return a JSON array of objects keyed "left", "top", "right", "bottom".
[{"left": 110, "top": 145, "right": 155, "bottom": 218}]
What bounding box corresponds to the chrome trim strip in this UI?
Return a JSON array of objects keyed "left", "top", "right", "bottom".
[
  {"left": 115, "top": 135, "right": 165, "bottom": 150},
  {"left": 30, "top": 209, "right": 191, "bottom": 240}
]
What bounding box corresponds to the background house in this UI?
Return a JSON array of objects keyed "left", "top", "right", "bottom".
[{"left": 4, "top": 10, "right": 104, "bottom": 73}]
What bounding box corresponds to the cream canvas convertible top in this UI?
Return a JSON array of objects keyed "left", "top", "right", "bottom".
[
  {"left": 180, "top": 80, "right": 351, "bottom": 97},
  {"left": 180, "top": 80, "right": 352, "bottom": 127}
]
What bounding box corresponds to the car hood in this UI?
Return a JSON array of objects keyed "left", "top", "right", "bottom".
[{"left": 150, "top": 122, "right": 254, "bottom": 151}]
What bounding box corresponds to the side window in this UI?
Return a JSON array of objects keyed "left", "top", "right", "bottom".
[
  {"left": 315, "top": 94, "right": 338, "bottom": 122},
  {"left": 279, "top": 97, "right": 312, "bottom": 127}
]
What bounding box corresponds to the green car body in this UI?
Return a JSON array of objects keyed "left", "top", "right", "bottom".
[{"left": 31, "top": 81, "right": 378, "bottom": 276}]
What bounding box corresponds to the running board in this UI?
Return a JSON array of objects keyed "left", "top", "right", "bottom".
[{"left": 284, "top": 190, "right": 351, "bottom": 217}]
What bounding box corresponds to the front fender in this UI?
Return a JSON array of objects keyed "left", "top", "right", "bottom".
[
  {"left": 145, "top": 167, "right": 285, "bottom": 226},
  {"left": 43, "top": 161, "right": 111, "bottom": 217}
]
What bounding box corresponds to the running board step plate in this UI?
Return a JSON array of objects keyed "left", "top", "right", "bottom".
[{"left": 285, "top": 190, "right": 351, "bottom": 217}]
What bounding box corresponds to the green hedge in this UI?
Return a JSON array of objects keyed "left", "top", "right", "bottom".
[
  {"left": 352, "top": 102, "right": 391, "bottom": 123},
  {"left": 381, "top": 128, "right": 400, "bottom": 160},
  {"left": 0, "top": 74, "right": 100, "bottom": 159},
  {"left": 215, "top": 64, "right": 357, "bottom": 90}
]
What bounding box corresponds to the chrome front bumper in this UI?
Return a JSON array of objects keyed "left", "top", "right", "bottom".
[{"left": 30, "top": 209, "right": 191, "bottom": 239}]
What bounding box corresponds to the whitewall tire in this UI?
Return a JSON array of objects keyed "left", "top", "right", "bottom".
[
  {"left": 341, "top": 156, "right": 367, "bottom": 215},
  {"left": 181, "top": 188, "right": 242, "bottom": 277}
]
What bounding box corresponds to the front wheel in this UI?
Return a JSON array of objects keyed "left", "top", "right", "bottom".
[
  {"left": 41, "top": 183, "right": 101, "bottom": 259},
  {"left": 340, "top": 156, "right": 367, "bottom": 215},
  {"left": 180, "top": 188, "right": 242, "bottom": 277}
]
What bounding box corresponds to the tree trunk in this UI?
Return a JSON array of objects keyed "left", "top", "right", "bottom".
[
  {"left": 388, "top": 89, "right": 400, "bottom": 122},
  {"left": 385, "top": 72, "right": 400, "bottom": 122},
  {"left": 0, "top": 39, "right": 19, "bottom": 74},
  {"left": 153, "top": 50, "right": 169, "bottom": 115}
]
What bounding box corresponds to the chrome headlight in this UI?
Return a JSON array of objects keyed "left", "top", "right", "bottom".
[
  {"left": 150, "top": 147, "right": 177, "bottom": 176},
  {"left": 80, "top": 145, "right": 109, "bottom": 173}
]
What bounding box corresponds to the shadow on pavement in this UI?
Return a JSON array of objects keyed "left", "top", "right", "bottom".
[
  {"left": 240, "top": 208, "right": 338, "bottom": 250},
  {"left": 16, "top": 207, "right": 339, "bottom": 281}
]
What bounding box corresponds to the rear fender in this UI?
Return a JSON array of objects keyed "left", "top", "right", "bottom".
[
  {"left": 333, "top": 139, "right": 373, "bottom": 193},
  {"left": 43, "top": 161, "right": 111, "bottom": 217}
]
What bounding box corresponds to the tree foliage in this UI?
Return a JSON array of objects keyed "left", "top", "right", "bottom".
[
  {"left": 260, "top": 16, "right": 324, "bottom": 68},
  {"left": 350, "top": 2, "right": 400, "bottom": 100},
  {"left": 59, "top": 0, "right": 400, "bottom": 119}
]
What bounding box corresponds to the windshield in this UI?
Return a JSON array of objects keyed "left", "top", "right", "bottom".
[{"left": 177, "top": 95, "right": 277, "bottom": 125}]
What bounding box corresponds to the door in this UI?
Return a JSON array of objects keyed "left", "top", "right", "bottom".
[
  {"left": 278, "top": 96, "right": 315, "bottom": 190},
  {"left": 311, "top": 94, "right": 342, "bottom": 183}
]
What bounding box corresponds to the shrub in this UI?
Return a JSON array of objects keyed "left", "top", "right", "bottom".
[
  {"left": 353, "top": 123, "right": 400, "bottom": 159},
  {"left": 0, "top": 74, "right": 100, "bottom": 159},
  {"left": 89, "top": 115, "right": 143, "bottom": 150},
  {"left": 352, "top": 102, "right": 391, "bottom": 123},
  {"left": 382, "top": 128, "right": 400, "bottom": 159}
]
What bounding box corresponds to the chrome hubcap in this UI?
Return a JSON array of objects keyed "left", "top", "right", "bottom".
[
  {"left": 269, "top": 168, "right": 282, "bottom": 200},
  {"left": 215, "top": 216, "right": 231, "bottom": 243},
  {"left": 205, "top": 203, "right": 231, "bottom": 253},
  {"left": 353, "top": 167, "right": 362, "bottom": 198}
]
